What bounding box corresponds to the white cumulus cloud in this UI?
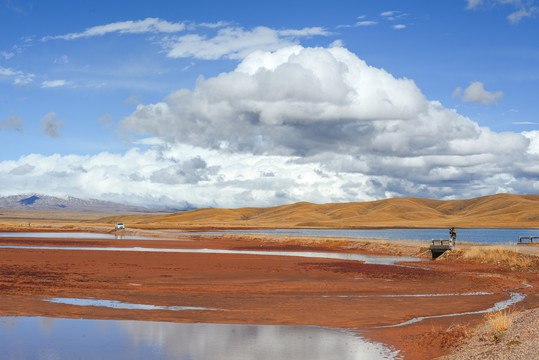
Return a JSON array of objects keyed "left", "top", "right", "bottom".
[
  {"left": 0, "top": 143, "right": 380, "bottom": 208},
  {"left": 116, "top": 46, "right": 538, "bottom": 205}
]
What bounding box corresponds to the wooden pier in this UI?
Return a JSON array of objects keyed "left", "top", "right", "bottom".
[
  {"left": 518, "top": 236, "right": 539, "bottom": 244},
  {"left": 429, "top": 239, "right": 454, "bottom": 259}
]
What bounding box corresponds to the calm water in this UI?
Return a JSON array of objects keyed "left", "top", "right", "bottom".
[
  {"left": 187, "top": 228, "right": 539, "bottom": 245},
  {"left": 0, "top": 245, "right": 425, "bottom": 266},
  {"left": 0, "top": 317, "right": 399, "bottom": 360},
  {"left": 2, "top": 229, "right": 537, "bottom": 244},
  {"left": 45, "top": 298, "right": 221, "bottom": 311}
]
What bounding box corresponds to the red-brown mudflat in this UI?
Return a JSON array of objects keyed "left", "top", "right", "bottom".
[{"left": 0, "top": 233, "right": 537, "bottom": 359}]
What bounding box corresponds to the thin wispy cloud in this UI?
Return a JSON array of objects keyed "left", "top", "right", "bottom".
[
  {"left": 381, "top": 11, "right": 398, "bottom": 17},
  {"left": 41, "top": 80, "right": 71, "bottom": 88},
  {"left": 42, "top": 18, "right": 187, "bottom": 41},
  {"left": 163, "top": 26, "right": 329, "bottom": 60},
  {"left": 356, "top": 21, "right": 378, "bottom": 26},
  {"left": 338, "top": 11, "right": 408, "bottom": 29},
  {"left": 54, "top": 55, "right": 69, "bottom": 64},
  {"left": 43, "top": 18, "right": 329, "bottom": 61},
  {"left": 97, "top": 114, "right": 113, "bottom": 129},
  {"left": 0, "top": 65, "right": 34, "bottom": 85},
  {"left": 0, "top": 66, "right": 17, "bottom": 76},
  {"left": 466, "top": 0, "right": 484, "bottom": 9},
  {"left": 336, "top": 19, "right": 377, "bottom": 28},
  {"left": 466, "top": 0, "right": 539, "bottom": 23},
  {"left": 507, "top": 6, "right": 539, "bottom": 23},
  {"left": 381, "top": 10, "right": 407, "bottom": 20},
  {"left": 1, "top": 51, "right": 14, "bottom": 60}
]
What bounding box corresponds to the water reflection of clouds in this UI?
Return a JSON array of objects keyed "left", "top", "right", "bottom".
[
  {"left": 0, "top": 317, "right": 399, "bottom": 359},
  {"left": 38, "top": 316, "right": 56, "bottom": 335},
  {"left": 119, "top": 321, "right": 400, "bottom": 360}
]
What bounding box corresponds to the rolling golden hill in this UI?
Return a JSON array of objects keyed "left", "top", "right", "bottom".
[{"left": 97, "top": 193, "right": 539, "bottom": 229}]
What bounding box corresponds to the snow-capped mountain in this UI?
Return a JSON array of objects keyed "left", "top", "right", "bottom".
[{"left": 0, "top": 194, "right": 157, "bottom": 213}]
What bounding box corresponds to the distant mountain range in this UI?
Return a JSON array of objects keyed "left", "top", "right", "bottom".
[
  {"left": 0, "top": 194, "right": 161, "bottom": 213},
  {"left": 2, "top": 193, "right": 538, "bottom": 228}
]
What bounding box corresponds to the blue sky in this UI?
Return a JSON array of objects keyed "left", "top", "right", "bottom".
[{"left": 1, "top": 0, "right": 538, "bottom": 208}]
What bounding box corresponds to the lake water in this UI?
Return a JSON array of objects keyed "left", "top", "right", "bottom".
[
  {"left": 2, "top": 228, "right": 537, "bottom": 244},
  {"left": 0, "top": 316, "right": 399, "bottom": 360},
  {"left": 187, "top": 228, "right": 539, "bottom": 245}
]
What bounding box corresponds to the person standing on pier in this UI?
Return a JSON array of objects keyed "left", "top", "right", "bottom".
[{"left": 449, "top": 227, "right": 456, "bottom": 246}]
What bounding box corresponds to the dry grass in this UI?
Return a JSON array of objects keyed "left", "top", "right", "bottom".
[
  {"left": 485, "top": 309, "right": 516, "bottom": 343},
  {"left": 211, "top": 233, "right": 426, "bottom": 257},
  {"left": 84, "top": 193, "right": 539, "bottom": 229},
  {"left": 486, "top": 309, "right": 515, "bottom": 333},
  {"left": 461, "top": 246, "right": 538, "bottom": 271}
]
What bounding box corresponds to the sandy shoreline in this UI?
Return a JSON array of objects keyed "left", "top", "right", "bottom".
[{"left": 0, "top": 228, "right": 537, "bottom": 359}]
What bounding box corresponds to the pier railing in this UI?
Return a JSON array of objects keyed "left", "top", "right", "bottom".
[
  {"left": 431, "top": 239, "right": 452, "bottom": 247},
  {"left": 518, "top": 236, "right": 539, "bottom": 244}
]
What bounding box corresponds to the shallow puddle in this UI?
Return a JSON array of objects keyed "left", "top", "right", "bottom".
[
  {"left": 0, "top": 316, "right": 400, "bottom": 359},
  {"left": 324, "top": 292, "right": 492, "bottom": 298},
  {"left": 45, "top": 298, "right": 221, "bottom": 311},
  {"left": 379, "top": 291, "right": 527, "bottom": 328},
  {"left": 0, "top": 245, "right": 424, "bottom": 266}
]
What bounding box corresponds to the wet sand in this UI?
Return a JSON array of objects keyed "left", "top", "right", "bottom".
[{"left": 0, "top": 232, "right": 537, "bottom": 359}]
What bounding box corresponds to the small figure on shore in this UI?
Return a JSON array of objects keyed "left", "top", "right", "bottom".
[{"left": 449, "top": 227, "right": 456, "bottom": 246}]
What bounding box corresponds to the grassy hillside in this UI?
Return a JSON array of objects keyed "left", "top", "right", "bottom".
[{"left": 94, "top": 193, "right": 539, "bottom": 229}]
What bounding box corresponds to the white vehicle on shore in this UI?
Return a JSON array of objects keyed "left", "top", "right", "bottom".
[{"left": 115, "top": 222, "right": 125, "bottom": 230}]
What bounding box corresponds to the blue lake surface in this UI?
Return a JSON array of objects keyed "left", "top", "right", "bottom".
[
  {"left": 2, "top": 229, "right": 536, "bottom": 244},
  {"left": 0, "top": 316, "right": 398, "bottom": 360},
  {"left": 187, "top": 228, "right": 539, "bottom": 245}
]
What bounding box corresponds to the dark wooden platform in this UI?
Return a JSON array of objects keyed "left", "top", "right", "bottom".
[{"left": 518, "top": 236, "right": 539, "bottom": 244}]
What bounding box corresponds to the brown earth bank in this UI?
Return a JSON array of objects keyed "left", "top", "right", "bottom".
[{"left": 0, "top": 231, "right": 537, "bottom": 359}]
